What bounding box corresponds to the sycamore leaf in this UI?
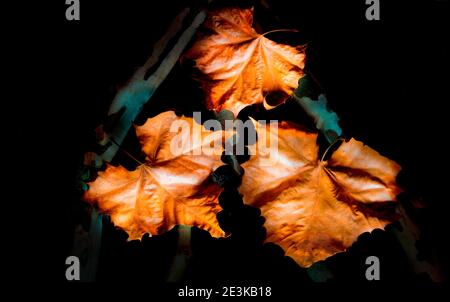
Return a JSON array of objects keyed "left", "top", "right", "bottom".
[
  {"left": 84, "top": 111, "right": 230, "bottom": 240},
  {"left": 240, "top": 120, "right": 402, "bottom": 267},
  {"left": 184, "top": 7, "right": 306, "bottom": 116}
]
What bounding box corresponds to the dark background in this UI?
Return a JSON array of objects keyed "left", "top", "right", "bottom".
[{"left": 34, "top": 0, "right": 449, "bottom": 289}]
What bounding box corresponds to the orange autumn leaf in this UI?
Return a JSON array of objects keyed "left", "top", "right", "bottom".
[
  {"left": 84, "top": 111, "right": 231, "bottom": 240},
  {"left": 240, "top": 120, "right": 402, "bottom": 267},
  {"left": 184, "top": 7, "right": 306, "bottom": 116}
]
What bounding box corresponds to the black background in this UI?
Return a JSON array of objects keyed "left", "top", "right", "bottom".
[{"left": 28, "top": 0, "right": 449, "bottom": 291}]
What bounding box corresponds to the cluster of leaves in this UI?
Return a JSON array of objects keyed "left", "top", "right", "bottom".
[{"left": 84, "top": 6, "right": 402, "bottom": 268}]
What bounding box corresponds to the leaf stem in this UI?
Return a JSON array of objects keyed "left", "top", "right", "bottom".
[
  {"left": 262, "top": 29, "right": 299, "bottom": 36},
  {"left": 320, "top": 138, "right": 344, "bottom": 162}
]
